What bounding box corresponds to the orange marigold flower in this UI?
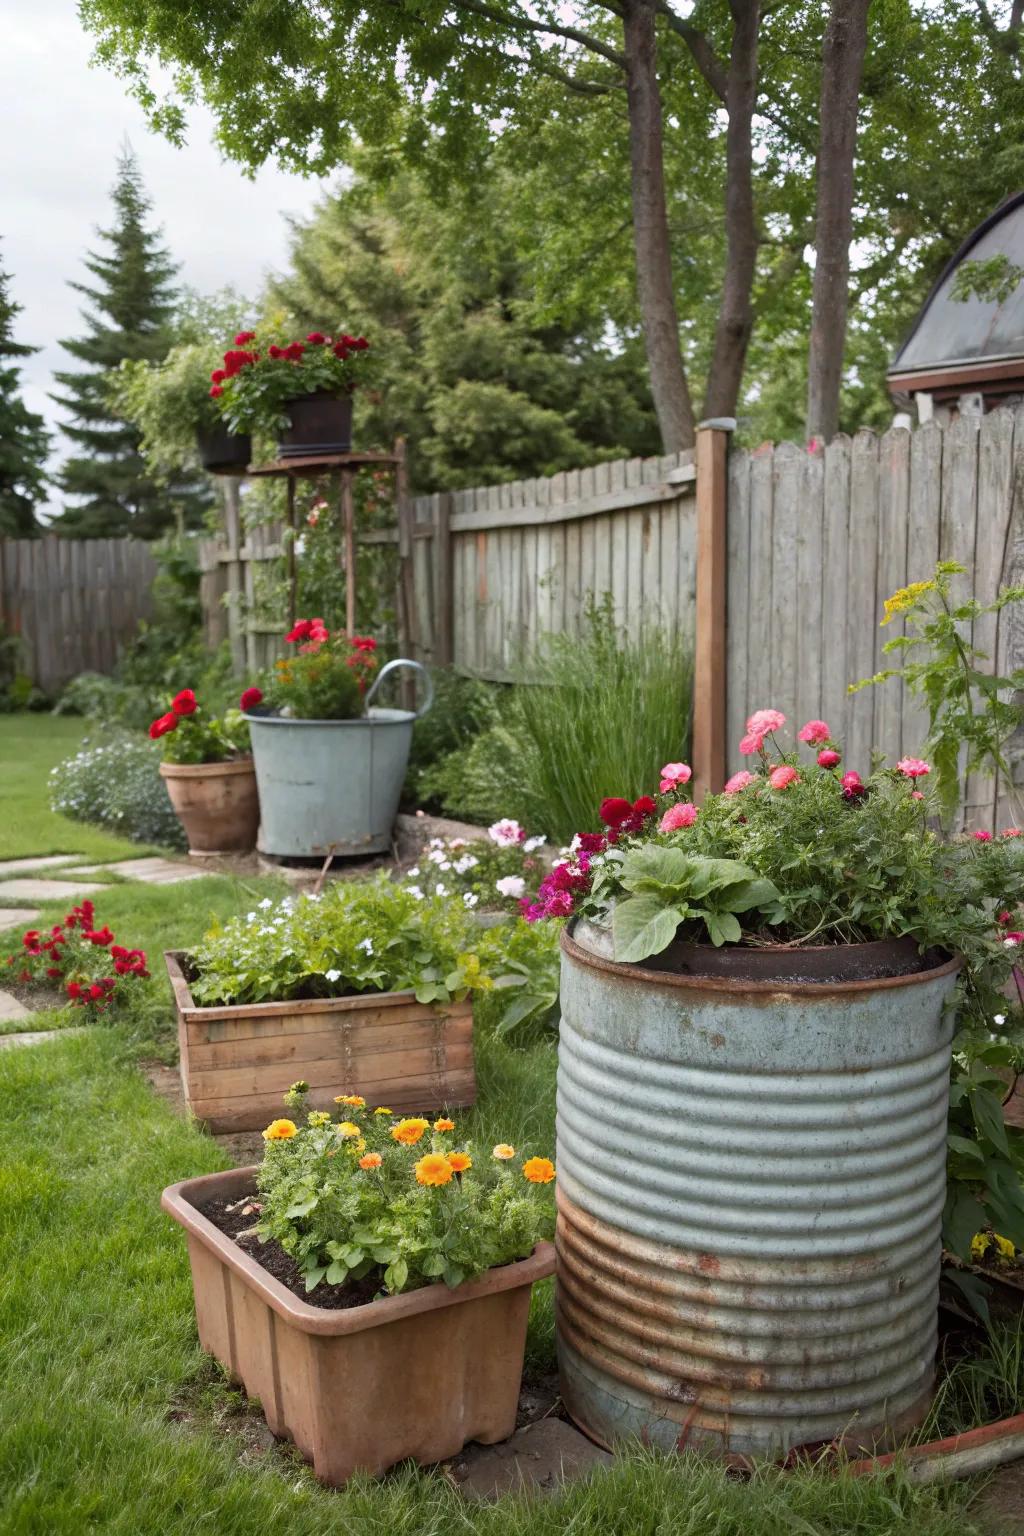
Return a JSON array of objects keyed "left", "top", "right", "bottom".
[
  {"left": 263, "top": 1118, "right": 297, "bottom": 1141},
  {"left": 392, "top": 1117, "right": 430, "bottom": 1145},
  {"left": 447, "top": 1151, "right": 472, "bottom": 1173},
  {"left": 434, "top": 1117, "right": 455, "bottom": 1132},
  {"left": 492, "top": 1143, "right": 515, "bottom": 1160},
  {"left": 523, "top": 1157, "right": 555, "bottom": 1184},
  {"left": 336, "top": 1120, "right": 361, "bottom": 1138},
  {"left": 415, "top": 1152, "right": 454, "bottom": 1187},
  {"left": 334, "top": 1094, "right": 366, "bottom": 1108},
  {"left": 359, "top": 1152, "right": 383, "bottom": 1170}
]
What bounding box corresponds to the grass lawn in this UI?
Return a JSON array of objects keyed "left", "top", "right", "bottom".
[
  {"left": 0, "top": 714, "right": 1001, "bottom": 1534},
  {"left": 0, "top": 714, "right": 159, "bottom": 863}
]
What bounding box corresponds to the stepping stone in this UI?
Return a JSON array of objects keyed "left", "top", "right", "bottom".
[
  {"left": 0, "top": 854, "right": 83, "bottom": 878},
  {"left": 0, "top": 907, "right": 38, "bottom": 934},
  {"left": 76, "top": 857, "right": 204, "bottom": 886},
  {"left": 451, "top": 1419, "right": 613, "bottom": 1500},
  {"left": 0, "top": 1027, "right": 84, "bottom": 1050},
  {"left": 0, "top": 989, "right": 31, "bottom": 1023},
  {"left": 0, "top": 878, "right": 106, "bottom": 903}
]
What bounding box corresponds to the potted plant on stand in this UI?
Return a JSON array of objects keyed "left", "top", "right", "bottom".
[
  {"left": 152, "top": 687, "right": 260, "bottom": 855},
  {"left": 162, "top": 1089, "right": 555, "bottom": 1485},
  {"left": 113, "top": 341, "right": 251, "bottom": 476},
  {"left": 210, "top": 327, "right": 372, "bottom": 459},
  {"left": 527, "top": 719, "right": 1024, "bottom": 1460},
  {"left": 242, "top": 620, "right": 432, "bottom": 859}
]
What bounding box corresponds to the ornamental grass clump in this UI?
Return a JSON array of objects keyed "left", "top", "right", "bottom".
[{"left": 256, "top": 1083, "right": 554, "bottom": 1295}]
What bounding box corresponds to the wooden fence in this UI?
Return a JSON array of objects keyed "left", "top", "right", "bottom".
[{"left": 0, "top": 535, "right": 158, "bottom": 695}]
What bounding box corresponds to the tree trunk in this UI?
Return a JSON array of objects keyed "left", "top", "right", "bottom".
[
  {"left": 702, "top": 0, "right": 761, "bottom": 422},
  {"left": 805, "top": 0, "right": 871, "bottom": 444},
  {"left": 622, "top": 0, "right": 696, "bottom": 453}
]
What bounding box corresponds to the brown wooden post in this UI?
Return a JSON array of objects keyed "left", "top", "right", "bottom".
[
  {"left": 693, "top": 420, "right": 732, "bottom": 798},
  {"left": 222, "top": 477, "right": 246, "bottom": 674},
  {"left": 433, "top": 490, "right": 454, "bottom": 668},
  {"left": 285, "top": 475, "right": 298, "bottom": 629},
  {"left": 394, "top": 437, "right": 417, "bottom": 681},
  {"left": 340, "top": 469, "right": 356, "bottom": 637}
]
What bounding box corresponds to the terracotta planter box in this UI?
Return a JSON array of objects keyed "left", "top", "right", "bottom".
[
  {"left": 163, "top": 1165, "right": 555, "bottom": 1485},
  {"left": 159, "top": 758, "right": 260, "bottom": 856},
  {"left": 165, "top": 952, "right": 476, "bottom": 1133}
]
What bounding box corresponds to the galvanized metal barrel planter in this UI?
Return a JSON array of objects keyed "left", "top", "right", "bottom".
[
  {"left": 246, "top": 659, "right": 432, "bottom": 859},
  {"left": 556, "top": 918, "right": 961, "bottom": 1460}
]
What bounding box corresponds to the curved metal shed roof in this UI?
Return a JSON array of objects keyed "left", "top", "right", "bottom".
[{"left": 888, "top": 192, "right": 1024, "bottom": 397}]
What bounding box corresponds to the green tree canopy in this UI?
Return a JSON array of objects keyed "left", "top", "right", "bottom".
[{"left": 0, "top": 250, "right": 49, "bottom": 536}]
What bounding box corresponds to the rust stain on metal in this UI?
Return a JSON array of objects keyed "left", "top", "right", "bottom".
[
  {"left": 698, "top": 1254, "right": 721, "bottom": 1276},
  {"left": 476, "top": 532, "right": 488, "bottom": 601}
]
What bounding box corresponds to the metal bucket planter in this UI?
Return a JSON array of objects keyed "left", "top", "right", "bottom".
[
  {"left": 555, "top": 919, "right": 961, "bottom": 1460},
  {"left": 246, "top": 660, "right": 432, "bottom": 859}
]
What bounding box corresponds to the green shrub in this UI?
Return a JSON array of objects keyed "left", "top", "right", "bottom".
[
  {"left": 48, "top": 736, "right": 186, "bottom": 849},
  {"left": 403, "top": 668, "right": 503, "bottom": 810}
]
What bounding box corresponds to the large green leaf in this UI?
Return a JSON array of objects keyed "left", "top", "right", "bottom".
[
  {"left": 943, "top": 1184, "right": 987, "bottom": 1262},
  {"left": 612, "top": 894, "right": 686, "bottom": 964},
  {"left": 972, "top": 1086, "right": 1011, "bottom": 1156},
  {"left": 617, "top": 844, "right": 697, "bottom": 897}
]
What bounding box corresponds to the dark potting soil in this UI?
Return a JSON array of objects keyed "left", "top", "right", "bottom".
[{"left": 199, "top": 1195, "right": 385, "bottom": 1311}]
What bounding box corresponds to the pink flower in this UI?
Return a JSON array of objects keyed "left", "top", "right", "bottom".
[
  {"left": 723, "top": 770, "right": 756, "bottom": 794},
  {"left": 768, "top": 765, "right": 799, "bottom": 791},
  {"left": 746, "top": 709, "right": 786, "bottom": 737},
  {"left": 817, "top": 749, "right": 841, "bottom": 769},
  {"left": 897, "top": 757, "right": 931, "bottom": 779},
  {"left": 841, "top": 770, "right": 866, "bottom": 800},
  {"left": 974, "top": 830, "right": 993, "bottom": 842},
  {"left": 1002, "top": 828, "right": 1023, "bottom": 839},
  {"left": 910, "top": 790, "right": 924, "bottom": 801},
  {"left": 488, "top": 818, "right": 525, "bottom": 847},
  {"left": 797, "top": 720, "right": 831, "bottom": 745},
  {"left": 659, "top": 761, "right": 692, "bottom": 793},
  {"left": 659, "top": 802, "right": 698, "bottom": 833},
  {"left": 739, "top": 732, "right": 765, "bottom": 755},
  {"left": 1004, "top": 933, "right": 1024, "bottom": 947}
]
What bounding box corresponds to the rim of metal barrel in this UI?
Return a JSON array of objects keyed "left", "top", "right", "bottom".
[{"left": 561, "top": 921, "right": 961, "bottom": 998}]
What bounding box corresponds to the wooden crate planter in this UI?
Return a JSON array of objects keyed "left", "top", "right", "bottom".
[{"left": 165, "top": 952, "right": 476, "bottom": 1133}]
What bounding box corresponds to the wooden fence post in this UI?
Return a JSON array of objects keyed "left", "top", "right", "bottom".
[
  {"left": 693, "top": 420, "right": 732, "bottom": 798},
  {"left": 433, "top": 491, "right": 454, "bottom": 668}
]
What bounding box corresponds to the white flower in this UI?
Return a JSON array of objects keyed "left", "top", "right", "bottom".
[
  {"left": 453, "top": 854, "right": 478, "bottom": 874},
  {"left": 496, "top": 875, "right": 526, "bottom": 898},
  {"left": 427, "top": 848, "right": 448, "bottom": 866},
  {"left": 246, "top": 911, "right": 257, "bottom": 923},
  {"left": 488, "top": 818, "right": 524, "bottom": 847},
  {"left": 429, "top": 837, "right": 444, "bottom": 849},
  {"left": 435, "top": 882, "right": 449, "bottom": 897},
  {"left": 357, "top": 938, "right": 374, "bottom": 955},
  {"left": 258, "top": 898, "right": 273, "bottom": 910},
  {"left": 408, "top": 885, "right": 424, "bottom": 900},
  {"left": 995, "top": 1013, "right": 1006, "bottom": 1026},
  {"left": 1005, "top": 937, "right": 1021, "bottom": 947},
  {"left": 463, "top": 892, "right": 479, "bottom": 908},
  {"left": 523, "top": 835, "right": 547, "bottom": 852},
  {"left": 407, "top": 866, "right": 420, "bottom": 878},
  {"left": 324, "top": 968, "right": 342, "bottom": 983},
  {"left": 449, "top": 838, "right": 467, "bottom": 849}
]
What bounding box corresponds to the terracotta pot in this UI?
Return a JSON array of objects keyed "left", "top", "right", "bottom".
[
  {"left": 277, "top": 391, "right": 353, "bottom": 458},
  {"left": 159, "top": 758, "right": 260, "bottom": 856},
  {"left": 165, "top": 950, "right": 476, "bottom": 1132},
  {"left": 195, "top": 425, "right": 251, "bottom": 475},
  {"left": 162, "top": 1165, "right": 555, "bottom": 1486}
]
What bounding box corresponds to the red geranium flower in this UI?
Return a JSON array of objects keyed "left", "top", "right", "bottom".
[
  {"left": 172, "top": 689, "right": 197, "bottom": 716},
  {"left": 234, "top": 331, "right": 256, "bottom": 344},
  {"left": 66, "top": 981, "right": 82, "bottom": 1001},
  {"left": 210, "top": 368, "right": 226, "bottom": 384},
  {"left": 240, "top": 686, "right": 263, "bottom": 711},
  {"left": 209, "top": 385, "right": 223, "bottom": 398},
  {"left": 306, "top": 331, "right": 326, "bottom": 344},
  {"left": 599, "top": 797, "right": 634, "bottom": 828},
  {"left": 149, "top": 712, "right": 178, "bottom": 739},
  {"left": 353, "top": 635, "right": 377, "bottom": 652},
  {"left": 285, "top": 619, "right": 313, "bottom": 643}
]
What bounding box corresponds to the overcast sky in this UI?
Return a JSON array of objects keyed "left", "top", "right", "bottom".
[{"left": 1, "top": 0, "right": 331, "bottom": 512}]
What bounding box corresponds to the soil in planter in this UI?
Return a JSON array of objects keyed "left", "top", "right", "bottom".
[{"left": 200, "top": 1194, "right": 386, "bottom": 1310}]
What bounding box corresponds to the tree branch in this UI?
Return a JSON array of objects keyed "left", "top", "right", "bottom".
[
  {"left": 533, "top": 57, "right": 622, "bottom": 95},
  {"left": 449, "top": 0, "right": 627, "bottom": 68},
  {"left": 656, "top": 2, "right": 727, "bottom": 100}
]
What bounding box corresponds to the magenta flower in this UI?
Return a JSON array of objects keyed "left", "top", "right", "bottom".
[
  {"left": 973, "top": 830, "right": 993, "bottom": 842},
  {"left": 746, "top": 708, "right": 786, "bottom": 736},
  {"left": 896, "top": 757, "right": 931, "bottom": 779},
  {"left": 723, "top": 770, "right": 756, "bottom": 795},
  {"left": 817, "top": 749, "right": 841, "bottom": 769},
  {"left": 768, "top": 765, "right": 799, "bottom": 791},
  {"left": 797, "top": 720, "right": 831, "bottom": 745},
  {"left": 659, "top": 802, "right": 698, "bottom": 833},
  {"left": 659, "top": 761, "right": 692, "bottom": 793}
]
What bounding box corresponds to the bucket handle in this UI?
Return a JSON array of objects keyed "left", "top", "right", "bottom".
[{"left": 364, "top": 658, "right": 434, "bottom": 719}]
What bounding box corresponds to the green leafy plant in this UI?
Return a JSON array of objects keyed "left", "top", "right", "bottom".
[
  {"left": 851, "top": 561, "right": 1024, "bottom": 827},
  {"left": 255, "top": 1085, "right": 554, "bottom": 1296},
  {"left": 607, "top": 847, "right": 784, "bottom": 961},
  {"left": 187, "top": 873, "right": 494, "bottom": 1008},
  {"left": 48, "top": 735, "right": 186, "bottom": 848},
  {"left": 149, "top": 687, "right": 250, "bottom": 765},
  {"left": 476, "top": 916, "right": 562, "bottom": 1040},
  {"left": 399, "top": 820, "right": 548, "bottom": 915},
  {"left": 255, "top": 618, "right": 378, "bottom": 721},
  {"left": 111, "top": 343, "right": 228, "bottom": 480},
  {"left": 212, "top": 326, "right": 373, "bottom": 438}
]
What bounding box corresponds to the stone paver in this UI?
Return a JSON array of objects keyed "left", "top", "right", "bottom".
[
  {"left": 0, "top": 1027, "right": 85, "bottom": 1050},
  {"left": 76, "top": 857, "right": 204, "bottom": 886},
  {"left": 0, "top": 854, "right": 82, "bottom": 878},
  {"left": 0, "top": 907, "right": 39, "bottom": 933},
  {"left": 0, "top": 989, "right": 31, "bottom": 1023},
  {"left": 0, "top": 878, "right": 106, "bottom": 902},
  {"left": 451, "top": 1419, "right": 612, "bottom": 1500}
]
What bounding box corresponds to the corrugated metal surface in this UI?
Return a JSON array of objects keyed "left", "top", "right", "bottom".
[{"left": 555, "top": 922, "right": 961, "bottom": 1457}]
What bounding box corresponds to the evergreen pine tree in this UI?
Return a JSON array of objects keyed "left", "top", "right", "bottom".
[
  {"left": 0, "top": 250, "right": 49, "bottom": 536},
  {"left": 51, "top": 145, "right": 207, "bottom": 537}
]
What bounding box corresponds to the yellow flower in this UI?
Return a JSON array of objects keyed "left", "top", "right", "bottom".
[
  {"left": 522, "top": 1156, "right": 555, "bottom": 1184},
  {"left": 434, "top": 1117, "right": 455, "bottom": 1132},
  {"left": 972, "top": 1231, "right": 1016, "bottom": 1261},
  {"left": 415, "top": 1152, "right": 454, "bottom": 1187},
  {"left": 262, "top": 1118, "right": 297, "bottom": 1141},
  {"left": 447, "top": 1151, "right": 472, "bottom": 1174},
  {"left": 335, "top": 1094, "right": 366, "bottom": 1108},
  {"left": 492, "top": 1143, "right": 516, "bottom": 1161},
  {"left": 307, "top": 1110, "right": 332, "bottom": 1128},
  {"left": 336, "top": 1121, "right": 361, "bottom": 1139},
  {"left": 359, "top": 1152, "right": 383, "bottom": 1170},
  {"left": 374, "top": 1106, "right": 393, "bottom": 1116},
  {"left": 881, "top": 579, "right": 935, "bottom": 625},
  {"left": 392, "top": 1117, "right": 430, "bottom": 1145}
]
